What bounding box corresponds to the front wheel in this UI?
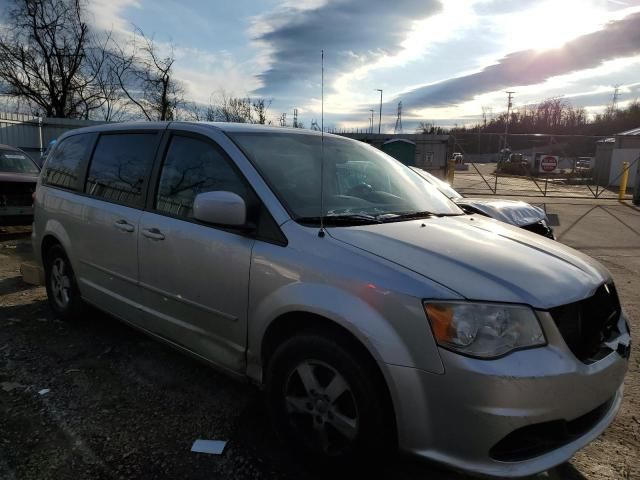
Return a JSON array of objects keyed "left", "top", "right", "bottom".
[{"left": 266, "top": 332, "right": 392, "bottom": 468}]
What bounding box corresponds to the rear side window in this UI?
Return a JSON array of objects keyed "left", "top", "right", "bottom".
[
  {"left": 85, "top": 133, "right": 157, "bottom": 208},
  {"left": 44, "top": 134, "right": 93, "bottom": 190},
  {"left": 156, "top": 135, "right": 248, "bottom": 218}
]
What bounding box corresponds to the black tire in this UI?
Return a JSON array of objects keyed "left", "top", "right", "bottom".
[
  {"left": 266, "top": 331, "right": 392, "bottom": 469},
  {"left": 44, "top": 244, "right": 85, "bottom": 321}
]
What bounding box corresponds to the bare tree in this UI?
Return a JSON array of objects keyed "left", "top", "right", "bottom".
[
  {"left": 416, "top": 121, "right": 445, "bottom": 134},
  {"left": 0, "top": 0, "right": 95, "bottom": 117},
  {"left": 203, "top": 91, "right": 272, "bottom": 124},
  {"left": 109, "top": 28, "right": 184, "bottom": 121},
  {"left": 75, "top": 31, "right": 130, "bottom": 120},
  {"left": 0, "top": 0, "right": 132, "bottom": 119},
  {"left": 251, "top": 98, "right": 271, "bottom": 125}
]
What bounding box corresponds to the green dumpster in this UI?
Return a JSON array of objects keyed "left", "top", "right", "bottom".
[{"left": 380, "top": 139, "right": 416, "bottom": 166}]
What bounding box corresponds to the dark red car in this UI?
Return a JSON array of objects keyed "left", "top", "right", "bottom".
[{"left": 0, "top": 144, "right": 40, "bottom": 226}]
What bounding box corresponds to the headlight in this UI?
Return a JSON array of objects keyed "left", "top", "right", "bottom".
[{"left": 424, "top": 302, "right": 546, "bottom": 358}]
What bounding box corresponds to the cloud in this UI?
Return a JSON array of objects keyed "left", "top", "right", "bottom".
[
  {"left": 473, "top": 0, "right": 538, "bottom": 15},
  {"left": 397, "top": 12, "right": 640, "bottom": 110},
  {"left": 564, "top": 82, "right": 640, "bottom": 108},
  {"left": 87, "top": 0, "right": 141, "bottom": 35},
  {"left": 174, "top": 49, "right": 261, "bottom": 104},
  {"left": 251, "top": 0, "right": 441, "bottom": 97}
]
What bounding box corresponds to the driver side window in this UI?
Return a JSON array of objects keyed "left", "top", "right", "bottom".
[{"left": 156, "top": 135, "right": 248, "bottom": 219}]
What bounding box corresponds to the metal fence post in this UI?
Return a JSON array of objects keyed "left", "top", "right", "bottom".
[
  {"left": 544, "top": 175, "right": 548, "bottom": 196},
  {"left": 618, "top": 162, "right": 629, "bottom": 201},
  {"left": 634, "top": 170, "right": 640, "bottom": 206},
  {"left": 447, "top": 159, "right": 456, "bottom": 184},
  {"left": 38, "top": 117, "right": 44, "bottom": 154}
]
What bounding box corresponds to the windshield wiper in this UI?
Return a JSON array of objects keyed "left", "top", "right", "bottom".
[
  {"left": 379, "top": 211, "right": 463, "bottom": 222},
  {"left": 296, "top": 214, "right": 382, "bottom": 226}
]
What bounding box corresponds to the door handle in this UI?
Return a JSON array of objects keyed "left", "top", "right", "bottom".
[
  {"left": 142, "top": 228, "right": 165, "bottom": 241},
  {"left": 114, "top": 219, "right": 134, "bottom": 232}
]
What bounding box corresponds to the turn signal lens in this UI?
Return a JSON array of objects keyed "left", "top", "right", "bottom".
[{"left": 424, "top": 301, "right": 545, "bottom": 358}]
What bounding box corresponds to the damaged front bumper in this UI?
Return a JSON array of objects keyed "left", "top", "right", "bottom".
[{"left": 385, "top": 311, "right": 629, "bottom": 477}]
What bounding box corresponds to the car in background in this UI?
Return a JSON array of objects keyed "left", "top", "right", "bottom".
[
  {"left": 0, "top": 144, "right": 40, "bottom": 226},
  {"left": 410, "top": 166, "right": 555, "bottom": 239}
]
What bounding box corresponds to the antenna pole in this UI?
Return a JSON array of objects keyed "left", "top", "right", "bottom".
[
  {"left": 319, "top": 49, "right": 326, "bottom": 237},
  {"left": 375, "top": 88, "right": 383, "bottom": 134}
]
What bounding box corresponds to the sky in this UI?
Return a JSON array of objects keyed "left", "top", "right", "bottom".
[{"left": 81, "top": 0, "right": 640, "bottom": 130}]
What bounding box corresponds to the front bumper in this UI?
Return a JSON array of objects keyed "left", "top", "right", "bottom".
[
  {"left": 520, "top": 220, "right": 555, "bottom": 239},
  {"left": 0, "top": 205, "right": 34, "bottom": 226},
  {"left": 386, "top": 311, "right": 629, "bottom": 477}
]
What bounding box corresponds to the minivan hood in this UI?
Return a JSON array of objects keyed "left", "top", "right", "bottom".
[
  {"left": 328, "top": 216, "right": 608, "bottom": 309},
  {"left": 455, "top": 198, "right": 546, "bottom": 226}
]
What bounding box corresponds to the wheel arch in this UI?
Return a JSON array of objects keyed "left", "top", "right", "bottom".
[
  {"left": 41, "top": 234, "right": 63, "bottom": 266},
  {"left": 38, "top": 219, "right": 74, "bottom": 268},
  {"left": 260, "top": 310, "right": 398, "bottom": 446}
]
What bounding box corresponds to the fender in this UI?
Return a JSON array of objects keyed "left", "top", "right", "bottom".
[
  {"left": 247, "top": 281, "right": 445, "bottom": 384},
  {"left": 40, "top": 219, "right": 73, "bottom": 265}
]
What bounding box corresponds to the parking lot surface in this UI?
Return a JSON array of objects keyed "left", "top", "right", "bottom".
[
  {"left": 452, "top": 163, "right": 625, "bottom": 199},
  {"left": 1, "top": 199, "right": 639, "bottom": 480}
]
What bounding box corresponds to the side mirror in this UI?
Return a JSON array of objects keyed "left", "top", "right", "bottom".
[{"left": 193, "top": 191, "right": 246, "bottom": 227}]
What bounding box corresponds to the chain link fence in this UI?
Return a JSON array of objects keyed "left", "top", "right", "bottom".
[
  {"left": 0, "top": 112, "right": 104, "bottom": 161},
  {"left": 448, "top": 132, "right": 638, "bottom": 199}
]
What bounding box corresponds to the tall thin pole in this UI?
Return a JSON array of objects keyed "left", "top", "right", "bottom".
[
  {"left": 376, "top": 89, "right": 383, "bottom": 134},
  {"left": 321, "top": 51, "right": 324, "bottom": 134},
  {"left": 504, "top": 91, "right": 514, "bottom": 152},
  {"left": 319, "top": 50, "right": 325, "bottom": 237}
]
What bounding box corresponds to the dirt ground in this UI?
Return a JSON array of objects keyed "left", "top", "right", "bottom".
[{"left": 1, "top": 200, "right": 639, "bottom": 480}]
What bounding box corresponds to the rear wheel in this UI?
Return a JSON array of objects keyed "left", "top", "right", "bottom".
[
  {"left": 266, "top": 332, "right": 392, "bottom": 468},
  {"left": 44, "top": 245, "right": 85, "bottom": 321}
]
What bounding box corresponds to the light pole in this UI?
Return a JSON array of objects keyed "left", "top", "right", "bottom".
[
  {"left": 504, "top": 91, "right": 515, "bottom": 152},
  {"left": 375, "top": 89, "right": 383, "bottom": 134},
  {"left": 369, "top": 109, "right": 375, "bottom": 133}
]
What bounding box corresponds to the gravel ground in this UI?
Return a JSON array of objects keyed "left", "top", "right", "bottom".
[{"left": 0, "top": 216, "right": 638, "bottom": 480}]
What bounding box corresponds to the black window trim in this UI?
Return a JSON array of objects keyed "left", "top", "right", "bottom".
[
  {"left": 146, "top": 129, "right": 287, "bottom": 246},
  {"left": 82, "top": 129, "right": 164, "bottom": 210}
]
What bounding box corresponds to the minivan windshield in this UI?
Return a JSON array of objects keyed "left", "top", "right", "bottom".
[
  {"left": 0, "top": 150, "right": 40, "bottom": 174},
  {"left": 231, "top": 132, "right": 463, "bottom": 225},
  {"left": 410, "top": 167, "right": 462, "bottom": 200}
]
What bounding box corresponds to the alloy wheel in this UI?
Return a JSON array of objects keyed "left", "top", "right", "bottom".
[
  {"left": 284, "top": 360, "right": 359, "bottom": 456},
  {"left": 50, "top": 257, "right": 71, "bottom": 309}
]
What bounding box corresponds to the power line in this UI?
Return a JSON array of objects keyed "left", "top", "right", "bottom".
[{"left": 611, "top": 85, "right": 621, "bottom": 112}]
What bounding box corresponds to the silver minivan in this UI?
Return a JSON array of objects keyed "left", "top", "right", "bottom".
[{"left": 33, "top": 122, "right": 630, "bottom": 477}]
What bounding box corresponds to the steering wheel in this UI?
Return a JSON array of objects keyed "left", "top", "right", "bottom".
[{"left": 346, "top": 183, "right": 374, "bottom": 197}]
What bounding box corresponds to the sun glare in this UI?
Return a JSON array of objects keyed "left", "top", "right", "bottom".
[{"left": 497, "top": 0, "right": 608, "bottom": 52}]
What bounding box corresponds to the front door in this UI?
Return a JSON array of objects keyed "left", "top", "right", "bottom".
[{"left": 138, "top": 132, "right": 254, "bottom": 373}]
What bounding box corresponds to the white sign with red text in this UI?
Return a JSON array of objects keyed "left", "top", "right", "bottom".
[{"left": 539, "top": 155, "right": 559, "bottom": 173}]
